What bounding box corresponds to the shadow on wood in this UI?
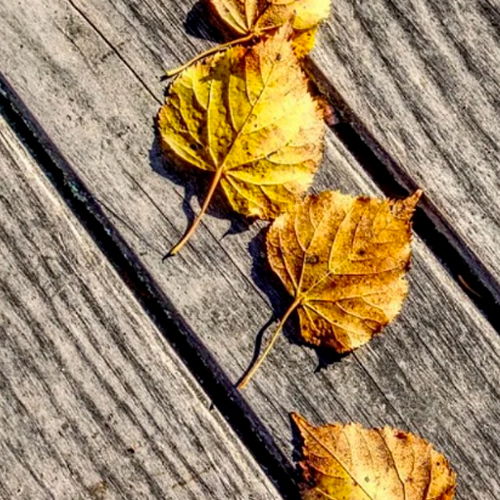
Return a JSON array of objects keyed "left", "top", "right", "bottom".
[
  {"left": 184, "top": 0, "right": 225, "bottom": 44},
  {"left": 148, "top": 132, "right": 253, "bottom": 258},
  {"left": 245, "top": 226, "right": 349, "bottom": 380}
]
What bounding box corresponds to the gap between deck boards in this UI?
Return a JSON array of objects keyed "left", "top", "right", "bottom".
[{"left": 0, "top": 79, "right": 300, "bottom": 500}]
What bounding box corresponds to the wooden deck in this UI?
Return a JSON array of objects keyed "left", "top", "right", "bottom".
[{"left": 0, "top": 1, "right": 499, "bottom": 499}]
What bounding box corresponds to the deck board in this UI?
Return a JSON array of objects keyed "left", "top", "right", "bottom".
[
  {"left": 0, "top": 117, "right": 279, "bottom": 499},
  {"left": 1, "top": 1, "right": 499, "bottom": 499}
]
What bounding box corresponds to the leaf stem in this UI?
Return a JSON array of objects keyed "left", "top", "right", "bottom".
[
  {"left": 237, "top": 297, "right": 302, "bottom": 390},
  {"left": 168, "top": 169, "right": 223, "bottom": 256},
  {"left": 165, "top": 33, "right": 255, "bottom": 78}
]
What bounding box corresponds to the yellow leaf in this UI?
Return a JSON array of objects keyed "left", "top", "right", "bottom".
[
  {"left": 290, "top": 26, "right": 319, "bottom": 58},
  {"left": 257, "top": 0, "right": 332, "bottom": 33},
  {"left": 158, "top": 27, "right": 324, "bottom": 255},
  {"left": 237, "top": 190, "right": 420, "bottom": 388},
  {"left": 292, "top": 412, "right": 457, "bottom": 500}
]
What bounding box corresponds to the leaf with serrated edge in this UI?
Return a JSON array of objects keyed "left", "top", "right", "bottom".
[
  {"left": 158, "top": 26, "right": 324, "bottom": 255},
  {"left": 269, "top": 190, "right": 421, "bottom": 351},
  {"left": 292, "top": 412, "right": 456, "bottom": 500},
  {"left": 237, "top": 190, "right": 420, "bottom": 388}
]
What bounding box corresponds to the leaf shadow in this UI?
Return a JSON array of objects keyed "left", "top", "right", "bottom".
[
  {"left": 184, "top": 0, "right": 225, "bottom": 44},
  {"left": 246, "top": 227, "right": 349, "bottom": 376},
  {"left": 148, "top": 131, "right": 254, "bottom": 258},
  {"left": 289, "top": 414, "right": 305, "bottom": 472}
]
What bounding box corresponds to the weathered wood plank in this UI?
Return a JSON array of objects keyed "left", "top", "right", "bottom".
[
  {"left": 1, "top": 1, "right": 499, "bottom": 498},
  {"left": 313, "top": 0, "right": 500, "bottom": 288},
  {"left": 0, "top": 117, "right": 280, "bottom": 499}
]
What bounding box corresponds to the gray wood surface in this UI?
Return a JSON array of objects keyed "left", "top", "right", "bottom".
[
  {"left": 0, "top": 117, "right": 279, "bottom": 499},
  {"left": 314, "top": 0, "right": 500, "bottom": 287},
  {"left": 1, "top": 1, "right": 499, "bottom": 499}
]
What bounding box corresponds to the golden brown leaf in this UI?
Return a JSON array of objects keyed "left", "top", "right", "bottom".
[
  {"left": 158, "top": 27, "right": 324, "bottom": 254},
  {"left": 268, "top": 190, "right": 421, "bottom": 351},
  {"left": 292, "top": 412, "right": 457, "bottom": 500},
  {"left": 237, "top": 190, "right": 420, "bottom": 388},
  {"left": 209, "top": 0, "right": 331, "bottom": 36}
]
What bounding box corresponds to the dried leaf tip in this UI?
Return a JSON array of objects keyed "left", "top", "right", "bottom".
[{"left": 391, "top": 189, "right": 423, "bottom": 220}]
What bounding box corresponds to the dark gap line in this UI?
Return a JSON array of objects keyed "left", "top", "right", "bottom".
[
  {"left": 0, "top": 75, "right": 298, "bottom": 500},
  {"left": 304, "top": 58, "right": 500, "bottom": 333}
]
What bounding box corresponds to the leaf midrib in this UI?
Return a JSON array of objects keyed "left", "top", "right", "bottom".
[
  {"left": 208, "top": 31, "right": 287, "bottom": 174},
  {"left": 298, "top": 420, "right": 375, "bottom": 500}
]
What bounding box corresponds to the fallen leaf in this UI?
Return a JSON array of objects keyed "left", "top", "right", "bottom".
[
  {"left": 209, "top": 0, "right": 331, "bottom": 50},
  {"left": 158, "top": 27, "right": 324, "bottom": 255},
  {"left": 238, "top": 190, "right": 420, "bottom": 388},
  {"left": 292, "top": 412, "right": 457, "bottom": 500},
  {"left": 268, "top": 190, "right": 421, "bottom": 351},
  {"left": 166, "top": 0, "right": 332, "bottom": 77},
  {"left": 209, "top": 0, "right": 331, "bottom": 35}
]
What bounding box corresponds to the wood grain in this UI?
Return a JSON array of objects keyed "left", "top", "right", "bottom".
[
  {"left": 313, "top": 0, "right": 500, "bottom": 288},
  {"left": 1, "top": 1, "right": 499, "bottom": 498},
  {"left": 0, "top": 117, "right": 279, "bottom": 499}
]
